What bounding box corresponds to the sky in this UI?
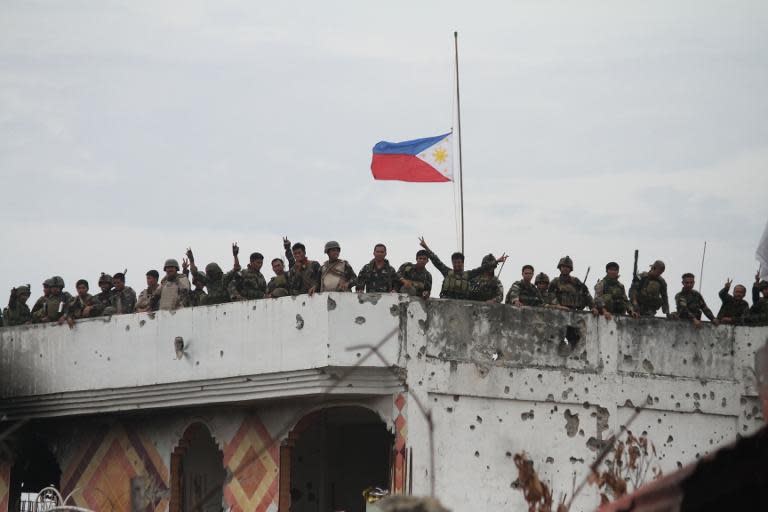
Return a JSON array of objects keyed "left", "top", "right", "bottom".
[{"left": 1, "top": 1, "right": 767, "bottom": 313}]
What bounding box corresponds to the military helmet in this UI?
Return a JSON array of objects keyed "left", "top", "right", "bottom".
[
  {"left": 164, "top": 258, "right": 180, "bottom": 270},
  {"left": 43, "top": 278, "right": 54, "bottom": 287},
  {"left": 205, "top": 262, "right": 223, "bottom": 276},
  {"left": 50, "top": 275, "right": 65, "bottom": 288},
  {"left": 482, "top": 253, "right": 496, "bottom": 266},
  {"left": 16, "top": 285, "right": 31, "bottom": 296},
  {"left": 650, "top": 260, "right": 666, "bottom": 272},
  {"left": 535, "top": 272, "right": 550, "bottom": 285},
  {"left": 758, "top": 280, "right": 768, "bottom": 291},
  {"left": 557, "top": 255, "right": 573, "bottom": 269},
  {"left": 98, "top": 273, "right": 113, "bottom": 285},
  {"left": 324, "top": 240, "right": 341, "bottom": 253}
]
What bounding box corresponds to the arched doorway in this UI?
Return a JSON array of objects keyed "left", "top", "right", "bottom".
[
  {"left": 281, "top": 406, "right": 393, "bottom": 512},
  {"left": 8, "top": 434, "right": 62, "bottom": 511},
  {"left": 170, "top": 422, "right": 226, "bottom": 512}
]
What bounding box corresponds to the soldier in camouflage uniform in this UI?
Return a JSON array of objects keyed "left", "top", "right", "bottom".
[
  {"left": 397, "top": 250, "right": 432, "bottom": 299},
  {"left": 535, "top": 273, "right": 555, "bottom": 306},
  {"left": 594, "top": 262, "right": 638, "bottom": 320},
  {"left": 184, "top": 247, "right": 231, "bottom": 305},
  {"left": 3, "top": 285, "right": 32, "bottom": 326},
  {"left": 548, "top": 256, "right": 597, "bottom": 314},
  {"left": 30, "top": 278, "right": 52, "bottom": 320},
  {"left": 136, "top": 270, "right": 160, "bottom": 313},
  {"left": 61, "top": 279, "right": 95, "bottom": 327},
  {"left": 267, "top": 258, "right": 291, "bottom": 298},
  {"left": 320, "top": 241, "right": 357, "bottom": 292},
  {"left": 419, "top": 237, "right": 498, "bottom": 300},
  {"left": 675, "top": 273, "right": 717, "bottom": 327},
  {"left": 747, "top": 279, "right": 768, "bottom": 326},
  {"left": 716, "top": 279, "right": 750, "bottom": 324},
  {"left": 506, "top": 265, "right": 543, "bottom": 306},
  {"left": 32, "top": 275, "right": 72, "bottom": 323},
  {"left": 189, "top": 272, "right": 207, "bottom": 306},
  {"left": 152, "top": 258, "right": 191, "bottom": 310},
  {"left": 469, "top": 254, "right": 505, "bottom": 303},
  {"left": 227, "top": 244, "right": 267, "bottom": 301},
  {"left": 629, "top": 260, "right": 670, "bottom": 317},
  {"left": 105, "top": 272, "right": 137, "bottom": 315},
  {"left": 356, "top": 243, "right": 398, "bottom": 293},
  {"left": 91, "top": 273, "right": 114, "bottom": 316},
  {"left": 285, "top": 240, "right": 321, "bottom": 296}
]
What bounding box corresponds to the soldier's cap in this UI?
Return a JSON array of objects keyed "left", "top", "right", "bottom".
[
  {"left": 650, "top": 260, "right": 666, "bottom": 271},
  {"left": 324, "top": 240, "right": 341, "bottom": 253},
  {"left": 98, "top": 273, "right": 113, "bottom": 284},
  {"left": 757, "top": 280, "right": 768, "bottom": 291},
  {"left": 146, "top": 269, "right": 160, "bottom": 279}
]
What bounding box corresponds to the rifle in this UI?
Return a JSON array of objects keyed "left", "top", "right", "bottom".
[
  {"left": 632, "top": 249, "right": 639, "bottom": 284},
  {"left": 583, "top": 266, "right": 590, "bottom": 284}
]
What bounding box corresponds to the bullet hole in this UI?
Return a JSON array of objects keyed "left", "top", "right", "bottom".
[
  {"left": 564, "top": 409, "right": 579, "bottom": 437},
  {"left": 568, "top": 376, "right": 574, "bottom": 382},
  {"left": 476, "top": 416, "right": 483, "bottom": 424},
  {"left": 195, "top": 361, "right": 199, "bottom": 366},
  {"left": 470, "top": 425, "right": 475, "bottom": 430},
  {"left": 584, "top": 387, "right": 589, "bottom": 394},
  {"left": 546, "top": 394, "right": 555, "bottom": 402},
  {"left": 220, "top": 350, "right": 224, "bottom": 358},
  {"left": 587, "top": 437, "right": 608, "bottom": 452},
  {"left": 450, "top": 361, "right": 458, "bottom": 372},
  {"left": 686, "top": 393, "right": 690, "bottom": 398},
  {"left": 474, "top": 451, "right": 480, "bottom": 457},
  {"left": 721, "top": 398, "right": 727, "bottom": 407},
  {"left": 390, "top": 304, "right": 400, "bottom": 316},
  {"left": 505, "top": 452, "right": 512, "bottom": 458},
  {"left": 521, "top": 411, "right": 534, "bottom": 421},
  {"left": 125, "top": 325, "right": 130, "bottom": 331},
  {"left": 418, "top": 319, "right": 427, "bottom": 331},
  {"left": 446, "top": 407, "right": 453, "bottom": 413},
  {"left": 583, "top": 402, "right": 590, "bottom": 409},
  {"left": 624, "top": 399, "right": 634, "bottom": 408},
  {"left": 493, "top": 349, "right": 503, "bottom": 361},
  {"left": 646, "top": 395, "right": 654, "bottom": 406},
  {"left": 453, "top": 395, "right": 460, "bottom": 402},
  {"left": 295, "top": 314, "right": 304, "bottom": 329},
  {"left": 569, "top": 457, "right": 585, "bottom": 464},
  {"left": 693, "top": 393, "right": 700, "bottom": 400},
  {"left": 654, "top": 397, "right": 659, "bottom": 404},
  {"left": 642, "top": 359, "right": 654, "bottom": 372},
  {"left": 677, "top": 461, "right": 683, "bottom": 469},
  {"left": 740, "top": 397, "right": 747, "bottom": 405},
  {"left": 504, "top": 386, "right": 510, "bottom": 394},
  {"left": 327, "top": 297, "right": 337, "bottom": 310},
  {"left": 537, "top": 374, "right": 543, "bottom": 382},
  {"left": 667, "top": 435, "right": 674, "bottom": 444},
  {"left": 562, "top": 388, "right": 573, "bottom": 400},
  {"left": 683, "top": 358, "right": 687, "bottom": 365},
  {"left": 139, "top": 319, "right": 146, "bottom": 327},
  {"left": 709, "top": 391, "right": 715, "bottom": 400}
]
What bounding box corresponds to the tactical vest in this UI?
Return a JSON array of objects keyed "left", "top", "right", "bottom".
[
  {"left": 321, "top": 260, "right": 349, "bottom": 292},
  {"left": 441, "top": 271, "right": 470, "bottom": 299},
  {"left": 638, "top": 277, "right": 663, "bottom": 309},
  {"left": 599, "top": 279, "right": 627, "bottom": 313},
  {"left": 554, "top": 278, "right": 583, "bottom": 308},
  {"left": 270, "top": 274, "right": 291, "bottom": 297}
]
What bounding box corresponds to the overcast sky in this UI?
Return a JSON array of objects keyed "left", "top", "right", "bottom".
[{"left": 1, "top": 1, "right": 767, "bottom": 313}]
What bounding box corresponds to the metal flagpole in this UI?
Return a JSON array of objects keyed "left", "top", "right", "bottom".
[
  {"left": 699, "top": 241, "right": 707, "bottom": 293},
  {"left": 454, "top": 31, "right": 465, "bottom": 254}
]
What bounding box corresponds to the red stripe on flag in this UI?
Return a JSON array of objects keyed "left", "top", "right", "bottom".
[{"left": 371, "top": 154, "right": 450, "bottom": 182}]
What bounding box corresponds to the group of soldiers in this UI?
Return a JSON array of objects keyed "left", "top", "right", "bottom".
[{"left": 3, "top": 237, "right": 768, "bottom": 328}]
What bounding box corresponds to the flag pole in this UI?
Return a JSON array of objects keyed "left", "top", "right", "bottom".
[
  {"left": 454, "top": 31, "right": 465, "bottom": 254},
  {"left": 699, "top": 240, "right": 707, "bottom": 293}
]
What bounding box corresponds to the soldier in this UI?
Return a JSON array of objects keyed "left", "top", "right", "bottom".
[
  {"left": 675, "top": 273, "right": 717, "bottom": 327},
  {"left": 152, "top": 258, "right": 191, "bottom": 310},
  {"left": 30, "top": 278, "right": 52, "bottom": 320},
  {"left": 748, "top": 279, "right": 768, "bottom": 326},
  {"left": 91, "top": 273, "right": 114, "bottom": 316},
  {"left": 419, "top": 237, "right": 498, "bottom": 300},
  {"left": 506, "top": 265, "right": 543, "bottom": 306},
  {"left": 548, "top": 256, "right": 598, "bottom": 314},
  {"left": 106, "top": 272, "right": 137, "bottom": 315},
  {"left": 594, "top": 262, "right": 638, "bottom": 320},
  {"left": 267, "top": 258, "right": 291, "bottom": 298},
  {"left": 716, "top": 278, "right": 750, "bottom": 324},
  {"left": 629, "top": 260, "right": 670, "bottom": 317},
  {"left": 356, "top": 243, "right": 398, "bottom": 293},
  {"left": 469, "top": 254, "right": 505, "bottom": 303},
  {"left": 285, "top": 240, "right": 321, "bottom": 296},
  {"left": 3, "top": 285, "right": 32, "bottom": 326},
  {"left": 320, "top": 241, "right": 357, "bottom": 292},
  {"left": 61, "top": 279, "right": 95, "bottom": 327},
  {"left": 135, "top": 270, "right": 160, "bottom": 313},
  {"left": 535, "top": 273, "right": 555, "bottom": 306},
  {"left": 32, "top": 275, "right": 72, "bottom": 323},
  {"left": 189, "top": 271, "right": 207, "bottom": 306},
  {"left": 227, "top": 243, "right": 267, "bottom": 301},
  {"left": 185, "top": 248, "right": 231, "bottom": 305},
  {"left": 397, "top": 250, "right": 432, "bottom": 298}
]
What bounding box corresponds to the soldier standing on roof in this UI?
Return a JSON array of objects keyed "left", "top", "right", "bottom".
[
  {"left": 356, "top": 243, "right": 398, "bottom": 293},
  {"left": 675, "top": 273, "right": 717, "bottom": 327},
  {"left": 3, "top": 285, "right": 32, "bottom": 326},
  {"left": 629, "top": 260, "right": 670, "bottom": 317},
  {"left": 506, "top": 265, "right": 543, "bottom": 306},
  {"left": 284, "top": 239, "right": 321, "bottom": 296},
  {"left": 267, "top": 258, "right": 291, "bottom": 298},
  {"left": 152, "top": 258, "right": 191, "bottom": 310},
  {"left": 469, "top": 254, "right": 506, "bottom": 303},
  {"left": 594, "top": 262, "right": 638, "bottom": 320},
  {"left": 136, "top": 270, "right": 160, "bottom": 312},
  {"left": 548, "top": 256, "right": 598, "bottom": 314},
  {"left": 33, "top": 276, "right": 72, "bottom": 323},
  {"left": 397, "top": 250, "right": 432, "bottom": 299},
  {"left": 320, "top": 241, "right": 357, "bottom": 292},
  {"left": 535, "top": 273, "right": 555, "bottom": 306},
  {"left": 30, "top": 278, "right": 52, "bottom": 320},
  {"left": 747, "top": 273, "right": 768, "bottom": 326},
  {"left": 91, "top": 273, "right": 114, "bottom": 316},
  {"left": 107, "top": 272, "right": 137, "bottom": 314},
  {"left": 419, "top": 237, "right": 498, "bottom": 300},
  {"left": 716, "top": 278, "right": 750, "bottom": 324},
  {"left": 227, "top": 243, "right": 267, "bottom": 301}
]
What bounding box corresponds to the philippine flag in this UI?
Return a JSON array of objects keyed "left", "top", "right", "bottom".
[{"left": 371, "top": 132, "right": 453, "bottom": 182}]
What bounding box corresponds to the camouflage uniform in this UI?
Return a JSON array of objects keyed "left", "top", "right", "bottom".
[
  {"left": 136, "top": 284, "right": 159, "bottom": 313},
  {"left": 505, "top": 280, "right": 543, "bottom": 306},
  {"left": 190, "top": 287, "right": 207, "bottom": 307},
  {"left": 470, "top": 275, "right": 504, "bottom": 303},
  {"left": 716, "top": 287, "right": 750, "bottom": 323},
  {"left": 548, "top": 276, "right": 593, "bottom": 310},
  {"left": 534, "top": 273, "right": 555, "bottom": 306},
  {"left": 356, "top": 259, "right": 398, "bottom": 293},
  {"left": 319, "top": 259, "right": 357, "bottom": 292},
  {"left": 594, "top": 277, "right": 634, "bottom": 315},
  {"left": 106, "top": 287, "right": 137, "bottom": 315},
  {"left": 267, "top": 274, "right": 291, "bottom": 298},
  {"left": 288, "top": 260, "right": 322, "bottom": 296},
  {"left": 67, "top": 293, "right": 95, "bottom": 320},
  {"left": 153, "top": 274, "right": 191, "bottom": 310},
  {"left": 397, "top": 263, "right": 432, "bottom": 297},
  {"left": 30, "top": 279, "right": 52, "bottom": 320},
  {"left": 3, "top": 286, "right": 32, "bottom": 326},
  {"left": 192, "top": 263, "right": 231, "bottom": 305},
  {"left": 90, "top": 274, "right": 114, "bottom": 316},
  {"left": 675, "top": 289, "right": 715, "bottom": 321},
  {"left": 227, "top": 266, "right": 266, "bottom": 301},
  {"left": 746, "top": 282, "right": 768, "bottom": 325},
  {"left": 32, "top": 291, "right": 73, "bottom": 323},
  {"left": 425, "top": 249, "right": 494, "bottom": 300},
  {"left": 629, "top": 273, "right": 670, "bottom": 317}
]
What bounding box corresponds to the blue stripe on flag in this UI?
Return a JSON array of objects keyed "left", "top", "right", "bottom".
[{"left": 372, "top": 132, "right": 451, "bottom": 155}]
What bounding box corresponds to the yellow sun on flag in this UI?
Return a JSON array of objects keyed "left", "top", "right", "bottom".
[{"left": 432, "top": 146, "right": 448, "bottom": 164}]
